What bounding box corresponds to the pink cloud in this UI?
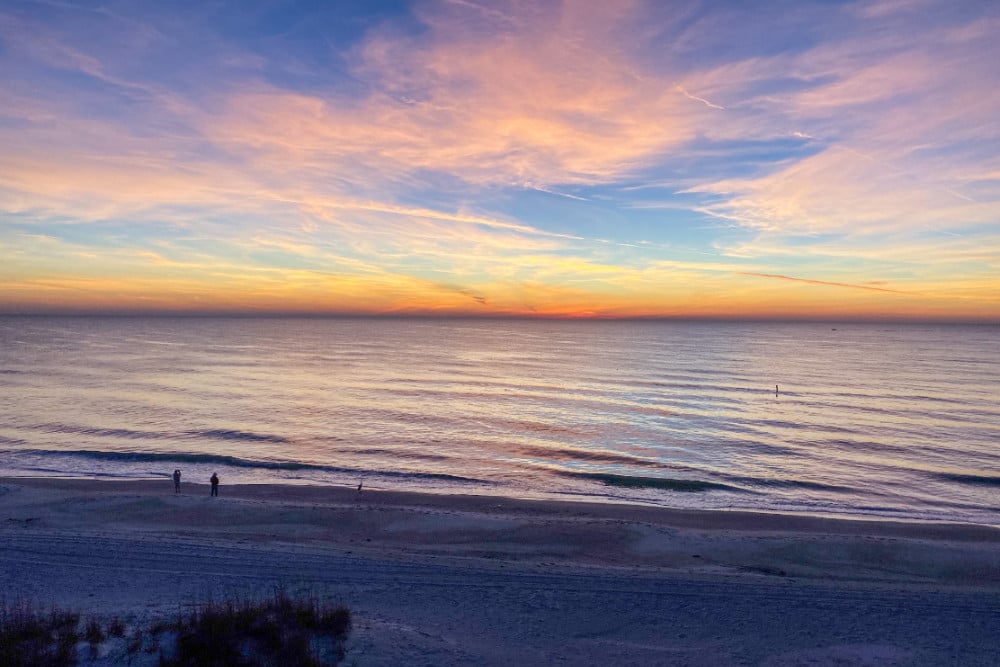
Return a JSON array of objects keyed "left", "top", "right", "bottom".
[{"left": 199, "top": 0, "right": 709, "bottom": 189}]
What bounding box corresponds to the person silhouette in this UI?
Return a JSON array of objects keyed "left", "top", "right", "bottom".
[
  {"left": 173, "top": 469, "right": 181, "bottom": 493},
  {"left": 210, "top": 472, "right": 219, "bottom": 497}
]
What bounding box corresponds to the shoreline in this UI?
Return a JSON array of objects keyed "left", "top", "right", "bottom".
[{"left": 4, "top": 475, "right": 999, "bottom": 539}]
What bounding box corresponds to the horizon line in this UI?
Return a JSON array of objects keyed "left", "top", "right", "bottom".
[{"left": 1, "top": 311, "right": 996, "bottom": 325}]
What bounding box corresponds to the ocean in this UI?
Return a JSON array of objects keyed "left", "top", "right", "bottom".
[{"left": 1, "top": 316, "right": 997, "bottom": 525}]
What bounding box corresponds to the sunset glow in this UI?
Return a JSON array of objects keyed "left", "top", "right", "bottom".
[{"left": 2, "top": 0, "right": 999, "bottom": 320}]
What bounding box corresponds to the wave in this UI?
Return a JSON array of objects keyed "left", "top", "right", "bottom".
[
  {"left": 726, "top": 476, "right": 855, "bottom": 493},
  {"left": 16, "top": 465, "right": 157, "bottom": 479},
  {"left": 562, "top": 471, "right": 848, "bottom": 494},
  {"left": 934, "top": 472, "right": 1000, "bottom": 487},
  {"left": 35, "top": 424, "right": 163, "bottom": 440},
  {"left": 31, "top": 423, "right": 288, "bottom": 444},
  {"left": 511, "top": 445, "right": 671, "bottom": 467},
  {"left": 560, "top": 471, "right": 740, "bottom": 493},
  {"left": 185, "top": 429, "right": 289, "bottom": 444},
  {"left": 348, "top": 448, "right": 455, "bottom": 462},
  {"left": 1, "top": 449, "right": 485, "bottom": 484}
]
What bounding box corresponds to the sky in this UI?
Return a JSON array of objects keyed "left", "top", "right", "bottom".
[{"left": 1, "top": 0, "right": 999, "bottom": 320}]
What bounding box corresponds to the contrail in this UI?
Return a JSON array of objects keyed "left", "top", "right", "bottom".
[
  {"left": 738, "top": 272, "right": 912, "bottom": 294},
  {"left": 676, "top": 85, "right": 725, "bottom": 110}
]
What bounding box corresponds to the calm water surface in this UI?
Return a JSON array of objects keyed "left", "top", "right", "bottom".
[{"left": 1, "top": 317, "right": 997, "bottom": 524}]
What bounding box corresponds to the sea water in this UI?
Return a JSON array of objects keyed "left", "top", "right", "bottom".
[{"left": 1, "top": 316, "right": 997, "bottom": 524}]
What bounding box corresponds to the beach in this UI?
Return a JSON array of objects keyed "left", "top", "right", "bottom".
[{"left": 2, "top": 477, "right": 999, "bottom": 666}]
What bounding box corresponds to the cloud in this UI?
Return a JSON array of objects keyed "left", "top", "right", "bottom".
[
  {"left": 197, "top": 0, "right": 714, "bottom": 190},
  {"left": 679, "top": 8, "right": 1000, "bottom": 286},
  {"left": 688, "top": 145, "right": 998, "bottom": 236}
]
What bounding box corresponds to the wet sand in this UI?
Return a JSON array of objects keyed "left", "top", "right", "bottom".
[{"left": 2, "top": 477, "right": 999, "bottom": 665}]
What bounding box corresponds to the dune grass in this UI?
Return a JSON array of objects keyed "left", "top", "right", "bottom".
[
  {"left": 0, "top": 601, "right": 80, "bottom": 667},
  {"left": 0, "top": 591, "right": 351, "bottom": 666},
  {"left": 160, "top": 590, "right": 351, "bottom": 666}
]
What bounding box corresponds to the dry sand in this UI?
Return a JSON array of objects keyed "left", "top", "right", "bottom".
[{"left": 2, "top": 477, "right": 999, "bottom": 665}]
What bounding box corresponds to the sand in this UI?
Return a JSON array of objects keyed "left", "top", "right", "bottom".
[{"left": 2, "top": 477, "right": 999, "bottom": 666}]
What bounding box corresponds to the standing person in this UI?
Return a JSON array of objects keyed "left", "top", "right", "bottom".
[
  {"left": 210, "top": 472, "right": 219, "bottom": 497},
  {"left": 173, "top": 469, "right": 182, "bottom": 493}
]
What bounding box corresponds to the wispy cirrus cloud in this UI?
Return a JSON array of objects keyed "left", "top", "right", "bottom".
[
  {"left": 683, "top": 8, "right": 1000, "bottom": 240},
  {"left": 200, "top": 2, "right": 715, "bottom": 191}
]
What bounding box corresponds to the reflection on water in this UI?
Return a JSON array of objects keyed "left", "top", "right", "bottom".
[{"left": 1, "top": 317, "right": 998, "bottom": 524}]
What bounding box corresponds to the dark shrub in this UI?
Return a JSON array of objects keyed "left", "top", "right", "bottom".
[
  {"left": 158, "top": 591, "right": 351, "bottom": 666},
  {"left": 106, "top": 617, "right": 126, "bottom": 638},
  {"left": 0, "top": 602, "right": 79, "bottom": 667}
]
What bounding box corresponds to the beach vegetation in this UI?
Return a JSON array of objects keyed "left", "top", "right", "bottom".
[
  {"left": 158, "top": 590, "right": 351, "bottom": 666},
  {"left": 125, "top": 627, "right": 145, "bottom": 664},
  {"left": 107, "top": 617, "right": 126, "bottom": 638},
  {"left": 84, "top": 618, "right": 105, "bottom": 660},
  {"left": 0, "top": 601, "right": 80, "bottom": 667},
  {"left": 1, "top": 592, "right": 351, "bottom": 666}
]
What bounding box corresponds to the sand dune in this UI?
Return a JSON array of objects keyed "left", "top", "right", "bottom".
[{"left": 2, "top": 477, "right": 999, "bottom": 665}]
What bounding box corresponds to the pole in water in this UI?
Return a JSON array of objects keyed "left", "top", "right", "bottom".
[{"left": 775, "top": 384, "right": 779, "bottom": 397}]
